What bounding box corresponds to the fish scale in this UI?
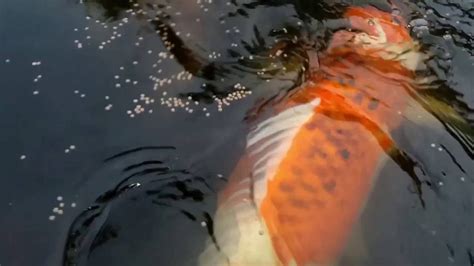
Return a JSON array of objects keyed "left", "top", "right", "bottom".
[
  {"left": 200, "top": 5, "right": 420, "bottom": 266},
  {"left": 260, "top": 90, "right": 391, "bottom": 265}
]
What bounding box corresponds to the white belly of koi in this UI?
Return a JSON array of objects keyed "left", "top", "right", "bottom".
[{"left": 199, "top": 98, "right": 321, "bottom": 266}]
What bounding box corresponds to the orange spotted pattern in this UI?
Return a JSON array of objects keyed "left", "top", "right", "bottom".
[{"left": 259, "top": 6, "right": 417, "bottom": 265}]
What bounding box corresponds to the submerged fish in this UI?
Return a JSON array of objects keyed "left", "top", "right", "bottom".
[{"left": 200, "top": 5, "right": 423, "bottom": 266}]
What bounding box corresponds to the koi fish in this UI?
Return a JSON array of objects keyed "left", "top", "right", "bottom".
[{"left": 200, "top": 5, "right": 422, "bottom": 266}]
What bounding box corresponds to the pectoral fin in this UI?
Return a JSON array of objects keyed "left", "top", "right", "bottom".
[{"left": 404, "top": 96, "right": 474, "bottom": 157}]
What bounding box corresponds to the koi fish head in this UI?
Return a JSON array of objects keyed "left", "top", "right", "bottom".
[
  {"left": 325, "top": 5, "right": 424, "bottom": 71},
  {"left": 345, "top": 6, "right": 411, "bottom": 44}
]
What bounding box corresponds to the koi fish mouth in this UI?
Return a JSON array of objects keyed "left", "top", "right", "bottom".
[
  {"left": 330, "top": 6, "right": 425, "bottom": 71},
  {"left": 352, "top": 18, "right": 388, "bottom": 46},
  {"left": 346, "top": 6, "right": 411, "bottom": 43}
]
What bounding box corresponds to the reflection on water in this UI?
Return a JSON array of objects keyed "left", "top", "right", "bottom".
[
  {"left": 0, "top": 0, "right": 472, "bottom": 265},
  {"left": 60, "top": 0, "right": 473, "bottom": 265},
  {"left": 63, "top": 146, "right": 220, "bottom": 265}
]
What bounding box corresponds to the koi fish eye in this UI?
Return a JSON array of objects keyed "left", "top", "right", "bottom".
[{"left": 367, "top": 18, "right": 376, "bottom": 26}]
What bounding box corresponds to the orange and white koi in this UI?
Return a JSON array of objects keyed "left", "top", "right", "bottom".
[{"left": 200, "top": 5, "right": 422, "bottom": 266}]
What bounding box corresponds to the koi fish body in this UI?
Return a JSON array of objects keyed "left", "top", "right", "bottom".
[{"left": 200, "top": 6, "right": 421, "bottom": 266}]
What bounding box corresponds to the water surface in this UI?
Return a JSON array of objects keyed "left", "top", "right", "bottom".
[{"left": 0, "top": 0, "right": 473, "bottom": 265}]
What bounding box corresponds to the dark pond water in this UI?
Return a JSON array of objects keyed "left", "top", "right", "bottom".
[{"left": 0, "top": 0, "right": 473, "bottom": 265}]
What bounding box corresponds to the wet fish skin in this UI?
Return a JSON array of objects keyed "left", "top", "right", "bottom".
[{"left": 200, "top": 5, "right": 421, "bottom": 266}]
